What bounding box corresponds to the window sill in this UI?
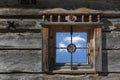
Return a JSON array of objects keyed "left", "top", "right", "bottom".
[{"left": 49, "top": 68, "right": 96, "bottom": 74}]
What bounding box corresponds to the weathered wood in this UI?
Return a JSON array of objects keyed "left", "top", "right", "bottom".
[
  {"left": 95, "top": 27, "right": 102, "bottom": 72},
  {"left": 44, "top": 73, "right": 120, "bottom": 80},
  {"left": 103, "top": 50, "right": 120, "bottom": 72},
  {"left": 0, "top": 19, "right": 42, "bottom": 29},
  {"left": 0, "top": 73, "right": 120, "bottom": 80},
  {"left": 0, "top": 50, "right": 42, "bottom": 72},
  {"left": 42, "top": 27, "right": 49, "bottom": 72},
  {"left": 0, "top": 33, "right": 42, "bottom": 49},
  {"left": 0, "top": 18, "right": 119, "bottom": 32},
  {"left": 0, "top": 74, "right": 43, "bottom": 80},
  {"left": 102, "top": 32, "right": 120, "bottom": 49},
  {"left": 13, "top": 28, "right": 117, "bottom": 50},
  {"left": 101, "top": 18, "right": 120, "bottom": 31}
]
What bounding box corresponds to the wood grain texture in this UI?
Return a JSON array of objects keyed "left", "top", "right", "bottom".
[
  {"left": 95, "top": 27, "right": 102, "bottom": 72},
  {"left": 42, "top": 27, "right": 49, "bottom": 72},
  {"left": 0, "top": 73, "right": 120, "bottom": 80},
  {"left": 0, "top": 50, "right": 42, "bottom": 72},
  {"left": 103, "top": 50, "right": 120, "bottom": 72},
  {"left": 102, "top": 32, "right": 120, "bottom": 49},
  {"left": 44, "top": 73, "right": 120, "bottom": 80},
  {"left": 0, "top": 19, "right": 42, "bottom": 29},
  {"left": 0, "top": 74, "right": 43, "bottom": 80},
  {"left": 0, "top": 33, "right": 42, "bottom": 49}
]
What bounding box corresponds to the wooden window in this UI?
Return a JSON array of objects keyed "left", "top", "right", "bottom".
[{"left": 42, "top": 23, "right": 102, "bottom": 74}]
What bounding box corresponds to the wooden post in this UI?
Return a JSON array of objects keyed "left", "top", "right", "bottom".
[
  {"left": 97, "top": 15, "right": 100, "bottom": 22},
  {"left": 89, "top": 15, "right": 92, "bottom": 22},
  {"left": 58, "top": 15, "right": 61, "bottom": 22},
  {"left": 42, "top": 15, "right": 45, "bottom": 22},
  {"left": 82, "top": 15, "right": 84, "bottom": 22},
  {"left": 50, "top": 15, "right": 53, "bottom": 22},
  {"left": 42, "top": 26, "right": 49, "bottom": 72}
]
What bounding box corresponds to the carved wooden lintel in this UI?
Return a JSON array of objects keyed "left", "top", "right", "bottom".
[{"left": 42, "top": 8, "right": 101, "bottom": 23}]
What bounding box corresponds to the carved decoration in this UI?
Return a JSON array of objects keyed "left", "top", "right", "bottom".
[
  {"left": 65, "top": 15, "right": 77, "bottom": 22},
  {"left": 42, "top": 8, "right": 101, "bottom": 23}
]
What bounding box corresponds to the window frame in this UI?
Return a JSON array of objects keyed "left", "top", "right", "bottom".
[{"left": 41, "top": 23, "right": 102, "bottom": 74}]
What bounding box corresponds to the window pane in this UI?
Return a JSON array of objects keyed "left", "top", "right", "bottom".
[
  {"left": 56, "top": 32, "right": 88, "bottom": 64},
  {"left": 56, "top": 49, "right": 71, "bottom": 63},
  {"left": 73, "top": 49, "right": 87, "bottom": 63},
  {"left": 72, "top": 32, "right": 87, "bottom": 47},
  {"left": 56, "top": 32, "right": 70, "bottom": 48}
]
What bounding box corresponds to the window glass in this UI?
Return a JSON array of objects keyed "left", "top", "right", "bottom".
[{"left": 56, "top": 32, "right": 87, "bottom": 64}]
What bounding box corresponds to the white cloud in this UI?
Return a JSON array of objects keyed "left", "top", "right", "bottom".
[
  {"left": 64, "top": 36, "right": 86, "bottom": 43},
  {"left": 58, "top": 36, "right": 86, "bottom": 52},
  {"left": 58, "top": 42, "right": 67, "bottom": 52},
  {"left": 59, "top": 42, "right": 66, "bottom": 47}
]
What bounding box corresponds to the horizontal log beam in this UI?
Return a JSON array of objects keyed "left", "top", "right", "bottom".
[
  {"left": 0, "top": 33, "right": 42, "bottom": 49},
  {"left": 102, "top": 32, "right": 120, "bottom": 49},
  {"left": 0, "top": 50, "right": 42, "bottom": 72},
  {"left": 103, "top": 50, "right": 120, "bottom": 72},
  {"left": 0, "top": 8, "right": 119, "bottom": 17},
  {"left": 0, "top": 49, "right": 119, "bottom": 73},
  {"left": 0, "top": 19, "right": 41, "bottom": 29}
]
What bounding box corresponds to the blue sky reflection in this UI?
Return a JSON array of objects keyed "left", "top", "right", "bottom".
[{"left": 56, "top": 32, "right": 87, "bottom": 63}]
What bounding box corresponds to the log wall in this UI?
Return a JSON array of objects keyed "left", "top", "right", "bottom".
[{"left": 0, "top": 8, "right": 119, "bottom": 80}]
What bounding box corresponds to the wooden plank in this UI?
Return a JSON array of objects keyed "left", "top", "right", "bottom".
[
  {"left": 0, "top": 19, "right": 41, "bottom": 29},
  {"left": 103, "top": 50, "right": 120, "bottom": 72},
  {"left": 0, "top": 74, "right": 43, "bottom": 80},
  {"left": 0, "top": 33, "right": 42, "bottom": 49},
  {"left": 42, "top": 27, "right": 49, "bottom": 72},
  {"left": 0, "top": 50, "right": 42, "bottom": 72},
  {"left": 102, "top": 32, "right": 120, "bottom": 49},
  {"left": 94, "top": 27, "right": 102, "bottom": 72}
]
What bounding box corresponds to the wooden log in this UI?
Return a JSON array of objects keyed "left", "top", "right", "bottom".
[
  {"left": 0, "top": 50, "right": 42, "bottom": 72},
  {"left": 0, "top": 33, "right": 42, "bottom": 49},
  {"left": 0, "top": 19, "right": 42, "bottom": 29},
  {"left": 102, "top": 32, "right": 120, "bottom": 49},
  {"left": 103, "top": 50, "right": 120, "bottom": 72},
  {"left": 0, "top": 74, "right": 43, "bottom": 80},
  {"left": 58, "top": 15, "right": 61, "bottom": 22}
]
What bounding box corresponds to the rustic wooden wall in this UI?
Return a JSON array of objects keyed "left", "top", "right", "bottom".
[
  {"left": 0, "top": 0, "right": 119, "bottom": 79},
  {"left": 0, "top": 16, "right": 119, "bottom": 80}
]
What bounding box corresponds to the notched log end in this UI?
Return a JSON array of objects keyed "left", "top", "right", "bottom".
[{"left": 112, "top": 24, "right": 120, "bottom": 31}]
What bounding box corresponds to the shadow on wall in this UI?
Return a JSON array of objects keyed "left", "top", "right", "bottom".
[{"left": 100, "top": 18, "right": 112, "bottom": 76}]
